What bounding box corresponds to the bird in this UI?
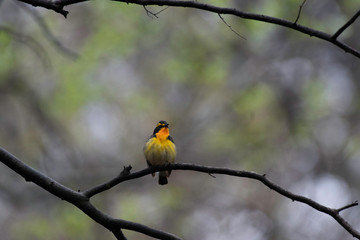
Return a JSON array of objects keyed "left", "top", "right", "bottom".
[{"left": 144, "top": 120, "right": 176, "bottom": 185}]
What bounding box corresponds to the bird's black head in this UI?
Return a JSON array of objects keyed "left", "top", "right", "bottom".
[{"left": 153, "top": 120, "right": 169, "bottom": 134}]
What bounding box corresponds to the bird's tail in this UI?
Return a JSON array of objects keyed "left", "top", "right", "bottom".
[{"left": 158, "top": 171, "right": 168, "bottom": 185}]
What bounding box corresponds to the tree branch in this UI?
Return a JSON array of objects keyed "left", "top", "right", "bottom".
[
  {"left": 332, "top": 9, "right": 360, "bottom": 40},
  {"left": 15, "top": 0, "right": 360, "bottom": 58},
  {"left": 143, "top": 5, "right": 169, "bottom": 18},
  {"left": 16, "top": 0, "right": 71, "bottom": 17},
  {"left": 1, "top": 145, "right": 359, "bottom": 238},
  {"left": 336, "top": 201, "right": 359, "bottom": 213},
  {"left": 218, "top": 14, "right": 246, "bottom": 40},
  {"left": 0, "top": 147, "right": 181, "bottom": 240},
  {"left": 294, "top": 0, "right": 307, "bottom": 25},
  {"left": 83, "top": 163, "right": 360, "bottom": 239}
]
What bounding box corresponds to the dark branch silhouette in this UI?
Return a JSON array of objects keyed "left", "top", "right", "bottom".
[
  {"left": 0, "top": 147, "right": 181, "bottom": 240},
  {"left": 332, "top": 9, "right": 360, "bottom": 40},
  {"left": 85, "top": 163, "right": 360, "bottom": 238},
  {"left": 218, "top": 14, "right": 246, "bottom": 40},
  {"left": 337, "top": 201, "right": 359, "bottom": 213},
  {"left": 15, "top": 0, "right": 360, "bottom": 58},
  {"left": 1, "top": 146, "right": 359, "bottom": 239},
  {"left": 15, "top": 0, "right": 72, "bottom": 17},
  {"left": 143, "top": 5, "right": 169, "bottom": 18},
  {"left": 294, "top": 0, "right": 307, "bottom": 25}
]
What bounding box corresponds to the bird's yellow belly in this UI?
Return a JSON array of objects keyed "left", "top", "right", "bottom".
[{"left": 144, "top": 138, "right": 176, "bottom": 165}]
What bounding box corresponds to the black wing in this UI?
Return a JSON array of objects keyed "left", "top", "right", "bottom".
[
  {"left": 168, "top": 135, "right": 175, "bottom": 143},
  {"left": 148, "top": 134, "right": 156, "bottom": 140}
]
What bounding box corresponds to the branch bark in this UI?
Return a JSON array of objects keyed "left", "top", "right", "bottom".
[
  {"left": 0, "top": 147, "right": 181, "bottom": 240},
  {"left": 294, "top": 0, "right": 307, "bottom": 25},
  {"left": 15, "top": 0, "right": 360, "bottom": 59},
  {"left": 332, "top": 9, "right": 360, "bottom": 40},
  {"left": 1, "top": 145, "right": 359, "bottom": 239},
  {"left": 83, "top": 163, "right": 360, "bottom": 238}
]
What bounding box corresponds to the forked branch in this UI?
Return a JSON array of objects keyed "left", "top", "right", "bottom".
[
  {"left": 332, "top": 9, "right": 360, "bottom": 40},
  {"left": 0, "top": 146, "right": 359, "bottom": 239},
  {"left": 15, "top": 0, "right": 360, "bottom": 58},
  {"left": 0, "top": 147, "right": 181, "bottom": 240}
]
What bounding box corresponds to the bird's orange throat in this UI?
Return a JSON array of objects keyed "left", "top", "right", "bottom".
[{"left": 156, "top": 127, "right": 169, "bottom": 142}]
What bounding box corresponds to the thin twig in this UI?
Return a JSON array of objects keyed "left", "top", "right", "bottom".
[
  {"left": 218, "top": 14, "right": 246, "bottom": 40},
  {"left": 143, "top": 5, "right": 169, "bottom": 18},
  {"left": 154, "top": 6, "right": 169, "bottom": 15},
  {"left": 337, "top": 201, "right": 359, "bottom": 213},
  {"left": 332, "top": 9, "right": 360, "bottom": 40},
  {"left": 208, "top": 172, "right": 216, "bottom": 178},
  {"left": 15, "top": 0, "right": 360, "bottom": 58},
  {"left": 294, "top": 0, "right": 307, "bottom": 25},
  {"left": 143, "top": 5, "right": 157, "bottom": 18}
]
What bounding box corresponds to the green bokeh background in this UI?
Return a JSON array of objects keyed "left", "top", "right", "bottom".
[{"left": 1, "top": 0, "right": 360, "bottom": 239}]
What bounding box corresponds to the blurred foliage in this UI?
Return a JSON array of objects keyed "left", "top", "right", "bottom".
[
  {"left": 10, "top": 204, "right": 98, "bottom": 240},
  {"left": 0, "top": 32, "right": 15, "bottom": 77},
  {"left": 1, "top": 0, "right": 360, "bottom": 239}
]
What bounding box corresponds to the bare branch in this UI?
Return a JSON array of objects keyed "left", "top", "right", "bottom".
[
  {"left": 143, "top": 5, "right": 158, "bottom": 18},
  {"left": 1, "top": 144, "right": 360, "bottom": 239},
  {"left": 143, "top": 5, "right": 169, "bottom": 18},
  {"left": 218, "top": 14, "right": 246, "bottom": 40},
  {"left": 294, "top": 0, "right": 307, "bottom": 25},
  {"left": 0, "top": 147, "right": 181, "bottom": 240},
  {"left": 15, "top": 0, "right": 360, "bottom": 58},
  {"left": 337, "top": 201, "right": 359, "bottom": 213},
  {"left": 154, "top": 6, "right": 170, "bottom": 15},
  {"left": 332, "top": 9, "right": 360, "bottom": 40},
  {"left": 16, "top": 0, "right": 70, "bottom": 17},
  {"left": 82, "top": 163, "right": 360, "bottom": 238},
  {"left": 208, "top": 172, "right": 216, "bottom": 178}
]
